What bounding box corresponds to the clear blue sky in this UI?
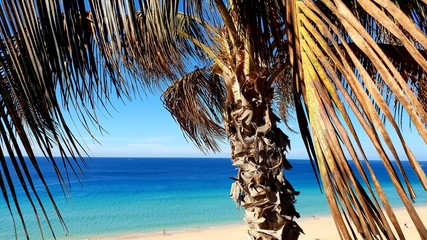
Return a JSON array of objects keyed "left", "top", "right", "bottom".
[
  {"left": 51, "top": 89, "right": 427, "bottom": 161},
  {"left": 56, "top": 90, "right": 310, "bottom": 159}
]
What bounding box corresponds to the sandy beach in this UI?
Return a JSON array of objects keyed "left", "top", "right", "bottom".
[{"left": 89, "top": 206, "right": 427, "bottom": 240}]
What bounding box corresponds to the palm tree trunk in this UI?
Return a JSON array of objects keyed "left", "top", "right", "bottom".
[{"left": 223, "top": 77, "right": 303, "bottom": 240}]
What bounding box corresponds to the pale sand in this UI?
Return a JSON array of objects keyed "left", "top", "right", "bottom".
[{"left": 89, "top": 206, "right": 427, "bottom": 240}]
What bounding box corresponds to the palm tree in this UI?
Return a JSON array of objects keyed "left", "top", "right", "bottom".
[{"left": 1, "top": 0, "right": 426, "bottom": 239}]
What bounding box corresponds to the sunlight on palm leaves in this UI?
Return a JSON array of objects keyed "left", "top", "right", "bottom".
[
  {"left": 0, "top": 0, "right": 426, "bottom": 239},
  {"left": 286, "top": 0, "right": 427, "bottom": 238}
]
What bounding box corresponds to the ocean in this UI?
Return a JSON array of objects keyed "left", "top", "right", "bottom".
[{"left": 0, "top": 157, "right": 426, "bottom": 239}]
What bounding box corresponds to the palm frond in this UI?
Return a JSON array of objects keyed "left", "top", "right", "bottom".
[
  {"left": 228, "top": 0, "right": 288, "bottom": 67},
  {"left": 286, "top": 0, "right": 427, "bottom": 238},
  {"left": 0, "top": 0, "right": 220, "bottom": 237},
  {"left": 162, "top": 68, "right": 226, "bottom": 152},
  {"left": 273, "top": 64, "right": 297, "bottom": 132},
  {"left": 1, "top": 0, "right": 427, "bottom": 239}
]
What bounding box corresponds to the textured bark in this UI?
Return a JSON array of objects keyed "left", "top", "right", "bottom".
[{"left": 223, "top": 73, "right": 302, "bottom": 240}]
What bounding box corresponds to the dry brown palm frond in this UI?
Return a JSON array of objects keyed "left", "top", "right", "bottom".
[
  {"left": 1, "top": 0, "right": 427, "bottom": 239},
  {"left": 346, "top": 43, "right": 427, "bottom": 121},
  {"left": 286, "top": 0, "right": 427, "bottom": 238},
  {"left": 162, "top": 68, "right": 226, "bottom": 152}
]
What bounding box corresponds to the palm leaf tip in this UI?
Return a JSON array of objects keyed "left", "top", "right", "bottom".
[
  {"left": 286, "top": 0, "right": 427, "bottom": 238},
  {"left": 162, "top": 68, "right": 226, "bottom": 153}
]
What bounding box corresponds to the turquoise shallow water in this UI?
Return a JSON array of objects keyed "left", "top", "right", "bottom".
[{"left": 0, "top": 157, "right": 426, "bottom": 239}]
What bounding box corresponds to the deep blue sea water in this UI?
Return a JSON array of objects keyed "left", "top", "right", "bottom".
[{"left": 0, "top": 157, "right": 426, "bottom": 239}]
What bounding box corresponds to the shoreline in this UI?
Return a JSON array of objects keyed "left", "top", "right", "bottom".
[{"left": 84, "top": 206, "right": 427, "bottom": 240}]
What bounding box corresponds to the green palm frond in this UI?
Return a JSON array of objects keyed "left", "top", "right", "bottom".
[
  {"left": 1, "top": 1, "right": 216, "bottom": 237},
  {"left": 162, "top": 68, "right": 226, "bottom": 152},
  {"left": 0, "top": 0, "right": 212, "bottom": 237},
  {"left": 1, "top": 0, "right": 427, "bottom": 239}
]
